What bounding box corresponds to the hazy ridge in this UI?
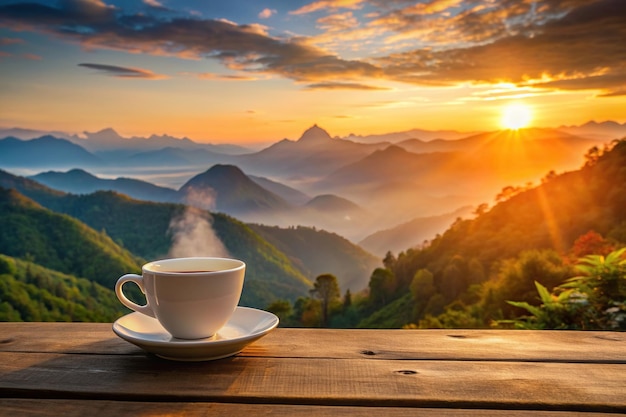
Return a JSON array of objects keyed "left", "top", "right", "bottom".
[
  {"left": 2, "top": 121, "right": 620, "bottom": 244},
  {"left": 1, "top": 122, "right": 625, "bottom": 326}
]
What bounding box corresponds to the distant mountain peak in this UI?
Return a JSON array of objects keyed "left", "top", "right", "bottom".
[
  {"left": 180, "top": 164, "right": 256, "bottom": 194},
  {"left": 179, "top": 164, "right": 290, "bottom": 214},
  {"left": 83, "top": 127, "right": 123, "bottom": 141},
  {"left": 297, "top": 124, "right": 332, "bottom": 144},
  {"left": 378, "top": 144, "right": 411, "bottom": 156},
  {"left": 206, "top": 164, "right": 248, "bottom": 179},
  {"left": 65, "top": 168, "right": 97, "bottom": 178}
]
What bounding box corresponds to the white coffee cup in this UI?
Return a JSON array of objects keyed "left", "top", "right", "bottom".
[{"left": 115, "top": 257, "right": 245, "bottom": 339}]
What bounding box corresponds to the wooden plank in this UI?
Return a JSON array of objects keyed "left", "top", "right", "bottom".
[
  {"left": 0, "top": 399, "right": 619, "bottom": 417},
  {"left": 0, "top": 352, "right": 624, "bottom": 412},
  {"left": 1, "top": 324, "right": 625, "bottom": 363}
]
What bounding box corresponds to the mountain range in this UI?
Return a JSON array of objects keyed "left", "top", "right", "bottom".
[
  {"left": 31, "top": 168, "right": 180, "bottom": 203},
  {"left": 27, "top": 165, "right": 372, "bottom": 242},
  {"left": 0, "top": 136, "right": 103, "bottom": 168},
  {"left": 3, "top": 135, "right": 625, "bottom": 327},
  {"left": 2, "top": 121, "right": 623, "bottom": 245},
  {"left": 5, "top": 120, "right": 623, "bottom": 148},
  {"left": 2, "top": 116, "right": 625, "bottom": 328},
  {"left": 358, "top": 138, "right": 626, "bottom": 329},
  {"left": 0, "top": 169, "right": 380, "bottom": 298}
]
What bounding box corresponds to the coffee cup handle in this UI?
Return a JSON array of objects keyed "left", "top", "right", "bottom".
[{"left": 115, "top": 274, "right": 156, "bottom": 318}]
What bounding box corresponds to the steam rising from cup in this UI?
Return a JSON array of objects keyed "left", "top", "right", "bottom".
[{"left": 168, "top": 186, "right": 229, "bottom": 258}]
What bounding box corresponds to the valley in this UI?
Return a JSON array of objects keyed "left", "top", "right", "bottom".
[
  {"left": 1, "top": 122, "right": 625, "bottom": 329},
  {"left": 2, "top": 122, "right": 619, "bottom": 245}
]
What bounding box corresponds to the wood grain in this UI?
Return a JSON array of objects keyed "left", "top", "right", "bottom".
[
  {"left": 1, "top": 324, "right": 625, "bottom": 415},
  {"left": 1, "top": 324, "right": 625, "bottom": 362},
  {"left": 0, "top": 399, "right": 618, "bottom": 417},
  {"left": 1, "top": 352, "right": 624, "bottom": 412}
]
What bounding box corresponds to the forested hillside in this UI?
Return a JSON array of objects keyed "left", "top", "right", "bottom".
[
  {"left": 1, "top": 140, "right": 624, "bottom": 327},
  {"left": 250, "top": 224, "right": 380, "bottom": 292},
  {"left": 0, "top": 188, "right": 143, "bottom": 288},
  {"left": 1, "top": 171, "right": 381, "bottom": 317},
  {"left": 274, "top": 139, "right": 626, "bottom": 329},
  {"left": 362, "top": 139, "right": 626, "bottom": 329},
  {"left": 0, "top": 181, "right": 312, "bottom": 309},
  {"left": 0, "top": 254, "right": 125, "bottom": 321}
]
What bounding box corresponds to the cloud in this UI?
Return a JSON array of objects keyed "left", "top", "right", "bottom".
[
  {"left": 194, "top": 72, "right": 258, "bottom": 81},
  {"left": 258, "top": 8, "right": 276, "bottom": 19},
  {"left": 305, "top": 81, "right": 389, "bottom": 90},
  {"left": 144, "top": 0, "right": 165, "bottom": 8},
  {"left": 78, "top": 63, "right": 167, "bottom": 79},
  {"left": 22, "top": 53, "right": 41, "bottom": 60},
  {"left": 290, "top": 0, "right": 366, "bottom": 15},
  {"left": 0, "top": 37, "right": 24, "bottom": 45},
  {"left": 373, "top": 0, "right": 626, "bottom": 95},
  {"left": 317, "top": 12, "right": 359, "bottom": 31},
  {"left": 0, "top": 0, "right": 624, "bottom": 96},
  {"left": 0, "top": 1, "right": 379, "bottom": 83}
]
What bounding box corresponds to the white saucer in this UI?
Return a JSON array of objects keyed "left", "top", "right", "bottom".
[{"left": 112, "top": 306, "right": 279, "bottom": 361}]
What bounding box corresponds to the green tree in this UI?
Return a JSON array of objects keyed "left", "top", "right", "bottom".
[
  {"left": 383, "top": 251, "right": 396, "bottom": 270},
  {"left": 310, "top": 274, "right": 341, "bottom": 327},
  {"left": 293, "top": 296, "right": 321, "bottom": 327},
  {"left": 266, "top": 299, "right": 292, "bottom": 325},
  {"left": 508, "top": 248, "right": 626, "bottom": 330},
  {"left": 409, "top": 268, "right": 436, "bottom": 320},
  {"left": 487, "top": 250, "right": 573, "bottom": 320},
  {"left": 343, "top": 289, "right": 352, "bottom": 309},
  {"left": 368, "top": 268, "right": 395, "bottom": 308}
]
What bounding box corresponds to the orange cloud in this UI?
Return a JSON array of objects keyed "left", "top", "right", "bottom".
[
  {"left": 304, "top": 81, "right": 389, "bottom": 90},
  {"left": 290, "top": 0, "right": 365, "bottom": 15},
  {"left": 194, "top": 72, "right": 258, "bottom": 81},
  {"left": 258, "top": 8, "right": 276, "bottom": 19},
  {"left": 1, "top": 0, "right": 624, "bottom": 96}
]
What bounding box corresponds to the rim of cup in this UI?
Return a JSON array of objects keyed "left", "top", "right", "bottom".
[{"left": 142, "top": 257, "right": 246, "bottom": 275}]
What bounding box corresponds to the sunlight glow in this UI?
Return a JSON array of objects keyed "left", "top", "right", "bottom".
[{"left": 501, "top": 103, "right": 533, "bottom": 130}]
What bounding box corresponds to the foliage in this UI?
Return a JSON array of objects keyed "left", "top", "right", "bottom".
[
  {"left": 266, "top": 299, "right": 293, "bottom": 324},
  {"left": 570, "top": 230, "right": 617, "bottom": 258},
  {"left": 508, "top": 248, "right": 626, "bottom": 330},
  {"left": 0, "top": 254, "right": 126, "bottom": 322},
  {"left": 409, "top": 268, "right": 436, "bottom": 319},
  {"left": 481, "top": 249, "right": 574, "bottom": 321},
  {"left": 368, "top": 267, "right": 396, "bottom": 308},
  {"left": 355, "top": 139, "right": 626, "bottom": 329},
  {"left": 417, "top": 304, "right": 485, "bottom": 329},
  {"left": 310, "top": 274, "right": 341, "bottom": 326},
  {"left": 250, "top": 224, "right": 380, "bottom": 292},
  {"left": 357, "top": 293, "right": 414, "bottom": 328},
  {"left": 0, "top": 187, "right": 143, "bottom": 289},
  {"left": 213, "top": 215, "right": 311, "bottom": 307},
  {"left": 2, "top": 140, "right": 626, "bottom": 327},
  {"left": 292, "top": 296, "right": 322, "bottom": 327},
  {"left": 0, "top": 175, "right": 313, "bottom": 309}
]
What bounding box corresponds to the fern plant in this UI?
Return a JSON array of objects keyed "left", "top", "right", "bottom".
[{"left": 507, "top": 248, "right": 626, "bottom": 330}]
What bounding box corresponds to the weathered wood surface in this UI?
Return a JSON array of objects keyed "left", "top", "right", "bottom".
[
  {"left": 1, "top": 324, "right": 625, "bottom": 416},
  {"left": 2, "top": 324, "right": 625, "bottom": 361},
  {"left": 0, "top": 399, "right": 620, "bottom": 417}
]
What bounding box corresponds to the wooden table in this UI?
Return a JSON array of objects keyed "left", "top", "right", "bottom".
[{"left": 0, "top": 323, "right": 625, "bottom": 416}]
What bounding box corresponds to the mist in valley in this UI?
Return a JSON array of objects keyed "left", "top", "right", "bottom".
[{"left": 2, "top": 122, "right": 623, "bottom": 256}]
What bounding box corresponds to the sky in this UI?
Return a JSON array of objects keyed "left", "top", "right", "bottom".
[{"left": 0, "top": 0, "right": 625, "bottom": 144}]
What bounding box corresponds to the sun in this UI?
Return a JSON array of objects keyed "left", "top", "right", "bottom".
[{"left": 501, "top": 103, "right": 533, "bottom": 130}]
